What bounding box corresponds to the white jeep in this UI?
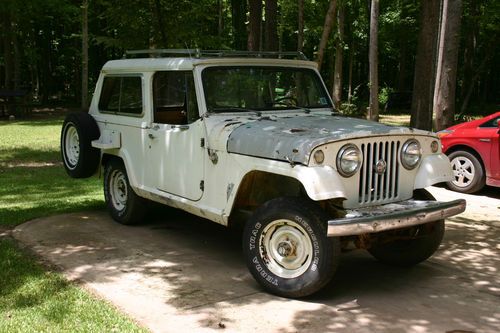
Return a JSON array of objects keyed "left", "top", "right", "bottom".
[{"left": 61, "top": 50, "right": 465, "bottom": 298}]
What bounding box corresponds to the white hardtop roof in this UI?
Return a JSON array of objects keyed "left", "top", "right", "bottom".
[{"left": 101, "top": 57, "right": 318, "bottom": 73}]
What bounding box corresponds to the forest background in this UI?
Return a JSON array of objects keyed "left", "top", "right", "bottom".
[{"left": 0, "top": 0, "right": 498, "bottom": 130}]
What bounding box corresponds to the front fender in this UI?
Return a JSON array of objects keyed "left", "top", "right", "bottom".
[
  {"left": 246, "top": 161, "right": 347, "bottom": 201},
  {"left": 414, "top": 153, "right": 453, "bottom": 189},
  {"left": 293, "top": 165, "right": 347, "bottom": 201}
]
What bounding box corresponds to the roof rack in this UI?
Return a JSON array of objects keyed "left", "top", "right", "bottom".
[{"left": 124, "top": 49, "right": 309, "bottom": 61}]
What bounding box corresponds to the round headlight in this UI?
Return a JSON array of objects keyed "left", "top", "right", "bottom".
[
  {"left": 401, "top": 139, "right": 421, "bottom": 169},
  {"left": 336, "top": 144, "right": 362, "bottom": 177}
]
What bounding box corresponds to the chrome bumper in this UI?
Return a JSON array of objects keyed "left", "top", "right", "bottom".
[{"left": 327, "top": 199, "right": 466, "bottom": 237}]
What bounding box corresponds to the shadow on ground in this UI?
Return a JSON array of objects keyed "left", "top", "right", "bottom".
[{"left": 12, "top": 197, "right": 500, "bottom": 332}]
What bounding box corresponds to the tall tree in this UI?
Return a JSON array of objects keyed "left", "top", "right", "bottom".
[
  {"left": 265, "top": 0, "right": 279, "bottom": 51},
  {"left": 410, "top": 0, "right": 440, "bottom": 130},
  {"left": 332, "top": 4, "right": 344, "bottom": 108},
  {"left": 434, "top": 0, "right": 463, "bottom": 131},
  {"left": 248, "top": 0, "right": 262, "bottom": 51},
  {"left": 316, "top": 0, "right": 337, "bottom": 71},
  {"left": 153, "top": 0, "right": 168, "bottom": 47},
  {"left": 1, "top": 5, "right": 15, "bottom": 89},
  {"left": 297, "top": 0, "right": 304, "bottom": 52},
  {"left": 368, "top": 0, "right": 379, "bottom": 121},
  {"left": 81, "top": 0, "right": 89, "bottom": 110},
  {"left": 231, "top": 0, "right": 247, "bottom": 50}
]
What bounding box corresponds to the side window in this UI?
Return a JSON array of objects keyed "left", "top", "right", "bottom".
[
  {"left": 98, "top": 76, "right": 143, "bottom": 115},
  {"left": 479, "top": 116, "right": 500, "bottom": 128},
  {"left": 153, "top": 71, "right": 199, "bottom": 124}
]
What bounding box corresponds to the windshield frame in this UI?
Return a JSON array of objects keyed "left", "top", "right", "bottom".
[{"left": 200, "top": 65, "right": 333, "bottom": 114}]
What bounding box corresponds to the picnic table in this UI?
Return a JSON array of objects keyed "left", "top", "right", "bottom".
[{"left": 0, "top": 89, "right": 29, "bottom": 117}]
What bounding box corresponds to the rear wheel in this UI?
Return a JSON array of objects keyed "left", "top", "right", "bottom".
[
  {"left": 243, "top": 197, "right": 340, "bottom": 298},
  {"left": 60, "top": 112, "right": 100, "bottom": 178},
  {"left": 104, "top": 160, "right": 146, "bottom": 225},
  {"left": 367, "top": 189, "right": 445, "bottom": 266}
]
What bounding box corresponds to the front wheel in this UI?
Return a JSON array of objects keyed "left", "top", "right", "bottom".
[
  {"left": 104, "top": 160, "right": 146, "bottom": 225},
  {"left": 367, "top": 189, "right": 445, "bottom": 266},
  {"left": 446, "top": 150, "right": 485, "bottom": 193},
  {"left": 243, "top": 197, "right": 340, "bottom": 298}
]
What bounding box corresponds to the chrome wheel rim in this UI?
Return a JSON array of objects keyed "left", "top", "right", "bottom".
[
  {"left": 451, "top": 156, "right": 475, "bottom": 188},
  {"left": 259, "top": 219, "right": 313, "bottom": 279},
  {"left": 64, "top": 124, "right": 80, "bottom": 169},
  {"left": 109, "top": 169, "right": 128, "bottom": 211}
]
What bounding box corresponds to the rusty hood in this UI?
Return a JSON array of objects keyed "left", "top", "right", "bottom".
[{"left": 226, "top": 113, "right": 429, "bottom": 165}]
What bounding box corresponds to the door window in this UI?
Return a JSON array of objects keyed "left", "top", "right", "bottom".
[{"left": 153, "top": 71, "right": 199, "bottom": 124}]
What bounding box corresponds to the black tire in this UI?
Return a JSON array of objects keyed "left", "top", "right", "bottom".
[
  {"left": 104, "top": 160, "right": 146, "bottom": 225},
  {"left": 61, "top": 112, "right": 100, "bottom": 178},
  {"left": 367, "top": 189, "right": 445, "bottom": 266},
  {"left": 446, "top": 150, "right": 485, "bottom": 194},
  {"left": 243, "top": 197, "right": 340, "bottom": 298}
]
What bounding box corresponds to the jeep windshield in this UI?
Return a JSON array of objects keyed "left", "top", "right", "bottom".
[{"left": 202, "top": 66, "right": 332, "bottom": 113}]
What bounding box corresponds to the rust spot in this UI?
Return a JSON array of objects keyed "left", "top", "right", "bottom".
[{"left": 290, "top": 128, "right": 306, "bottom": 133}]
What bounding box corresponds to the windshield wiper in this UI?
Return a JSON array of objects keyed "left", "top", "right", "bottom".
[{"left": 210, "top": 106, "right": 263, "bottom": 117}]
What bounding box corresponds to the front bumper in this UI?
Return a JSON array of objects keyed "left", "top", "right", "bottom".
[{"left": 327, "top": 199, "right": 466, "bottom": 237}]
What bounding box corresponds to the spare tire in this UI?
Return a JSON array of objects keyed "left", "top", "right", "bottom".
[{"left": 61, "top": 112, "right": 100, "bottom": 178}]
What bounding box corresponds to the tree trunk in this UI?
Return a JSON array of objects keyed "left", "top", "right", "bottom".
[
  {"left": 347, "top": 41, "right": 354, "bottom": 104},
  {"left": 410, "top": 0, "right": 440, "bottom": 130},
  {"left": 2, "top": 11, "right": 14, "bottom": 89},
  {"left": 434, "top": 0, "right": 463, "bottom": 131},
  {"left": 218, "top": 0, "right": 224, "bottom": 37},
  {"left": 231, "top": 0, "right": 247, "bottom": 50},
  {"left": 248, "top": 0, "right": 262, "bottom": 51},
  {"left": 368, "top": 0, "right": 379, "bottom": 122},
  {"left": 81, "top": 0, "right": 89, "bottom": 110},
  {"left": 396, "top": 0, "right": 409, "bottom": 92},
  {"left": 264, "top": 0, "right": 278, "bottom": 52},
  {"left": 153, "top": 0, "right": 168, "bottom": 47},
  {"left": 459, "top": 0, "right": 478, "bottom": 105},
  {"left": 297, "top": 0, "right": 304, "bottom": 52},
  {"left": 316, "top": 0, "right": 337, "bottom": 71},
  {"left": 332, "top": 5, "right": 344, "bottom": 108},
  {"left": 13, "top": 26, "right": 20, "bottom": 90}
]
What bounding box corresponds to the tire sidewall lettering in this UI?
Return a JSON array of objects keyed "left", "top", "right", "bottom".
[{"left": 295, "top": 214, "right": 321, "bottom": 271}]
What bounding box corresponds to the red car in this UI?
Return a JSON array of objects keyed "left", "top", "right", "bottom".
[{"left": 438, "top": 111, "right": 500, "bottom": 193}]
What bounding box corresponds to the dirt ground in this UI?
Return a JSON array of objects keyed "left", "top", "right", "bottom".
[{"left": 12, "top": 186, "right": 500, "bottom": 333}]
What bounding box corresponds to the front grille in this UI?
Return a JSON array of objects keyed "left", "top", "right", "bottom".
[{"left": 359, "top": 140, "right": 401, "bottom": 204}]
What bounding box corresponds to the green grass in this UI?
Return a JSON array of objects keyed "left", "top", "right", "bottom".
[
  {"left": 0, "top": 119, "right": 103, "bottom": 226},
  {"left": 0, "top": 239, "right": 146, "bottom": 333},
  {"left": 0, "top": 117, "right": 146, "bottom": 332}
]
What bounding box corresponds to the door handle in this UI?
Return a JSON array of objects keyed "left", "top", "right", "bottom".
[{"left": 172, "top": 125, "right": 189, "bottom": 131}]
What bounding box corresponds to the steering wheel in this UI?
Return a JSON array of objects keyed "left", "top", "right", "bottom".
[{"left": 274, "top": 96, "right": 298, "bottom": 106}]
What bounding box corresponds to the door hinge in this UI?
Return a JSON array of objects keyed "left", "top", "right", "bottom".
[
  {"left": 200, "top": 138, "right": 205, "bottom": 148},
  {"left": 200, "top": 180, "right": 204, "bottom": 191}
]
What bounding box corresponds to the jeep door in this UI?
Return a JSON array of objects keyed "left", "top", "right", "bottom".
[{"left": 146, "top": 71, "right": 205, "bottom": 201}]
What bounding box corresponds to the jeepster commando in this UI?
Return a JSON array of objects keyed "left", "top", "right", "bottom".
[{"left": 61, "top": 50, "right": 466, "bottom": 297}]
